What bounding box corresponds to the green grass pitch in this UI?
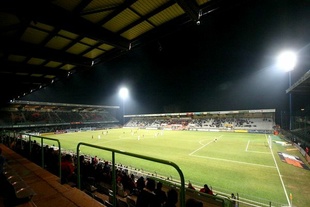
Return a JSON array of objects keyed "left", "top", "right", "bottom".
[{"left": 35, "top": 128, "right": 310, "bottom": 207}]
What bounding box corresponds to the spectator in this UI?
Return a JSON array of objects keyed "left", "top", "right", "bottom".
[
  {"left": 0, "top": 147, "right": 6, "bottom": 175},
  {"left": 0, "top": 147, "right": 7, "bottom": 198},
  {"left": 163, "top": 188, "right": 178, "bottom": 207},
  {"left": 0, "top": 147, "right": 7, "bottom": 186},
  {"left": 154, "top": 182, "right": 167, "bottom": 206},
  {"left": 117, "top": 179, "right": 126, "bottom": 197},
  {"left": 136, "top": 178, "right": 160, "bottom": 207},
  {"left": 61, "top": 154, "right": 76, "bottom": 184},
  {"left": 136, "top": 176, "right": 145, "bottom": 193},
  {"left": 199, "top": 184, "right": 214, "bottom": 195},
  {"left": 127, "top": 174, "right": 136, "bottom": 194},
  {"left": 92, "top": 155, "right": 99, "bottom": 166},
  {"left": 231, "top": 193, "right": 237, "bottom": 207},
  {"left": 187, "top": 182, "right": 196, "bottom": 191},
  {"left": 103, "top": 161, "right": 111, "bottom": 174}
]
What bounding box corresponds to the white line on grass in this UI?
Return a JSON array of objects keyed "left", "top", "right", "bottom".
[
  {"left": 246, "top": 150, "right": 270, "bottom": 154},
  {"left": 246, "top": 140, "right": 271, "bottom": 154},
  {"left": 95, "top": 136, "right": 134, "bottom": 144},
  {"left": 266, "top": 135, "right": 291, "bottom": 206},
  {"left": 246, "top": 140, "right": 250, "bottom": 151},
  {"left": 95, "top": 133, "right": 156, "bottom": 145},
  {"left": 190, "top": 140, "right": 214, "bottom": 155},
  {"left": 190, "top": 136, "right": 222, "bottom": 155},
  {"left": 189, "top": 135, "right": 274, "bottom": 168},
  {"left": 189, "top": 154, "right": 276, "bottom": 168}
]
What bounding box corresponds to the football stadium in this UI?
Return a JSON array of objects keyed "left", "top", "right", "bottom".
[
  {"left": 0, "top": 100, "right": 309, "bottom": 207},
  {"left": 1, "top": 1, "right": 310, "bottom": 207}
]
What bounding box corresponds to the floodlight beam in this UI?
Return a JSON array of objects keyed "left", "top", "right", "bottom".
[
  {"left": 277, "top": 50, "right": 297, "bottom": 131},
  {"left": 119, "top": 87, "right": 129, "bottom": 125}
]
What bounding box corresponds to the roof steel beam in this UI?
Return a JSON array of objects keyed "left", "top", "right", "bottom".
[
  {"left": 176, "top": 0, "right": 201, "bottom": 21},
  {"left": 2, "top": 41, "right": 93, "bottom": 67},
  {"left": 0, "top": 0, "right": 130, "bottom": 50}
]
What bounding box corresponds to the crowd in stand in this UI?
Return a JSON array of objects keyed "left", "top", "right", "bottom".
[
  {"left": 126, "top": 117, "right": 274, "bottom": 131},
  {"left": 0, "top": 134, "right": 220, "bottom": 207},
  {"left": 1, "top": 106, "right": 309, "bottom": 206},
  {"left": 0, "top": 110, "right": 117, "bottom": 126}
]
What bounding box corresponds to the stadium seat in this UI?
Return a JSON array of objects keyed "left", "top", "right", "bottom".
[
  {"left": 93, "top": 194, "right": 105, "bottom": 205},
  {"left": 97, "top": 183, "right": 111, "bottom": 195},
  {"left": 126, "top": 196, "right": 136, "bottom": 207},
  {"left": 84, "top": 190, "right": 94, "bottom": 198},
  {"left": 117, "top": 198, "right": 129, "bottom": 207},
  {"left": 104, "top": 200, "right": 113, "bottom": 207}
]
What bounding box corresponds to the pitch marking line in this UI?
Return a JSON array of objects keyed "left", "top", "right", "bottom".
[
  {"left": 246, "top": 140, "right": 250, "bottom": 151},
  {"left": 189, "top": 154, "right": 275, "bottom": 168},
  {"left": 190, "top": 135, "right": 223, "bottom": 156},
  {"left": 95, "top": 133, "right": 156, "bottom": 144},
  {"left": 266, "top": 135, "right": 290, "bottom": 205},
  {"left": 190, "top": 140, "right": 214, "bottom": 156},
  {"left": 94, "top": 136, "right": 136, "bottom": 144},
  {"left": 246, "top": 140, "right": 270, "bottom": 154},
  {"left": 189, "top": 135, "right": 275, "bottom": 168}
]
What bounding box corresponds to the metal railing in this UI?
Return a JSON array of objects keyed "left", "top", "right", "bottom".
[
  {"left": 24, "top": 133, "right": 62, "bottom": 179},
  {"left": 76, "top": 142, "right": 186, "bottom": 207}
]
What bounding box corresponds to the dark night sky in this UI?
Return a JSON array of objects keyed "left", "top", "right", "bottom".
[{"left": 23, "top": 0, "right": 310, "bottom": 119}]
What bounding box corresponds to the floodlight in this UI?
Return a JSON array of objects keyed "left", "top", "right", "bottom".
[
  {"left": 276, "top": 50, "right": 297, "bottom": 131},
  {"left": 276, "top": 51, "right": 297, "bottom": 72},
  {"left": 119, "top": 87, "right": 128, "bottom": 100}
]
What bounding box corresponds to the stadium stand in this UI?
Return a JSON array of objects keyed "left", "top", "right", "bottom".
[
  {"left": 125, "top": 110, "right": 275, "bottom": 133},
  {"left": 1, "top": 103, "right": 309, "bottom": 207},
  {"left": 0, "top": 144, "right": 107, "bottom": 207},
  {"left": 1, "top": 131, "right": 236, "bottom": 207},
  {"left": 0, "top": 101, "right": 120, "bottom": 135}
]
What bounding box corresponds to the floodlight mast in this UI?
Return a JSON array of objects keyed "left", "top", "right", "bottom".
[
  {"left": 277, "top": 51, "right": 297, "bottom": 131},
  {"left": 119, "top": 87, "right": 128, "bottom": 126}
]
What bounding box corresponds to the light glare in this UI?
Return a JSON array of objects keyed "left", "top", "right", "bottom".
[
  {"left": 276, "top": 51, "right": 297, "bottom": 72},
  {"left": 119, "top": 87, "right": 128, "bottom": 100}
]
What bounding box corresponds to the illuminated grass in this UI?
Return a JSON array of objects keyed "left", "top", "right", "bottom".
[{"left": 34, "top": 128, "right": 310, "bottom": 207}]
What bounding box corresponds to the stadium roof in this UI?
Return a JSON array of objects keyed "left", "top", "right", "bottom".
[
  {"left": 3, "top": 100, "right": 119, "bottom": 112},
  {"left": 286, "top": 70, "right": 310, "bottom": 94},
  {"left": 0, "top": 0, "right": 243, "bottom": 106}
]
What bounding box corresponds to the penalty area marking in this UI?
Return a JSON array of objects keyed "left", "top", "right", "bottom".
[
  {"left": 189, "top": 154, "right": 276, "bottom": 168},
  {"left": 190, "top": 136, "right": 222, "bottom": 156},
  {"left": 189, "top": 135, "right": 274, "bottom": 168},
  {"left": 246, "top": 140, "right": 271, "bottom": 154}
]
